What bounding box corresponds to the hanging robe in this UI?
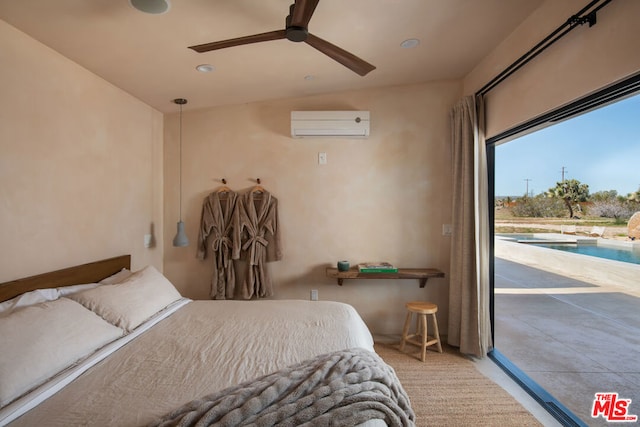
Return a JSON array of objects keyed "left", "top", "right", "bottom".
[
  {"left": 232, "top": 190, "right": 282, "bottom": 299},
  {"left": 197, "top": 190, "right": 238, "bottom": 299}
]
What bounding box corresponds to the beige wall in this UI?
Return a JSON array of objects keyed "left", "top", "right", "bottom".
[
  {"left": 163, "top": 81, "right": 461, "bottom": 335},
  {"left": 1, "top": 15, "right": 460, "bottom": 337},
  {"left": 0, "top": 20, "right": 164, "bottom": 280},
  {"left": 464, "top": 0, "right": 640, "bottom": 138}
]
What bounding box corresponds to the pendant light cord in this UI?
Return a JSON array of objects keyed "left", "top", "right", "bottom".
[{"left": 178, "top": 102, "right": 183, "bottom": 221}]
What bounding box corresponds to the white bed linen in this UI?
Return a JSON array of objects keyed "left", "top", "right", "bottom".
[
  {"left": 0, "top": 298, "right": 189, "bottom": 426},
  {"left": 7, "top": 299, "right": 375, "bottom": 427}
]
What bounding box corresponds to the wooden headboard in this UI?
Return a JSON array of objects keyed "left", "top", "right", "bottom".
[{"left": 0, "top": 255, "right": 131, "bottom": 302}]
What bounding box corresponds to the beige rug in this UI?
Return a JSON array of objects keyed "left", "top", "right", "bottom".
[{"left": 374, "top": 342, "right": 542, "bottom": 426}]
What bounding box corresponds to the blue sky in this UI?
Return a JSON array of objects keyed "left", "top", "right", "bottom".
[{"left": 495, "top": 93, "right": 640, "bottom": 197}]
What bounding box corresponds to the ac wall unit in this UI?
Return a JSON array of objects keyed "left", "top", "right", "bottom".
[{"left": 291, "top": 111, "right": 370, "bottom": 138}]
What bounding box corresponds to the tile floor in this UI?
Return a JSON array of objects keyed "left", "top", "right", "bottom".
[{"left": 494, "top": 257, "right": 640, "bottom": 427}]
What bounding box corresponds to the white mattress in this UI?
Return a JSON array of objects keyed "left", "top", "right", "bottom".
[{"left": 8, "top": 299, "right": 375, "bottom": 426}]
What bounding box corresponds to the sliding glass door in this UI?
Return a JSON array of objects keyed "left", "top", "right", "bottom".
[{"left": 489, "top": 76, "right": 640, "bottom": 426}]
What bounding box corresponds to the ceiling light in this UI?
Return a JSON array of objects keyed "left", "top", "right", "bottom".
[
  {"left": 400, "top": 38, "right": 420, "bottom": 49},
  {"left": 196, "top": 64, "right": 215, "bottom": 73},
  {"left": 129, "top": 0, "right": 171, "bottom": 15},
  {"left": 304, "top": 75, "right": 315, "bottom": 81}
]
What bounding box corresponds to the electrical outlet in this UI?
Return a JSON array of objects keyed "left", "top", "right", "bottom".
[
  {"left": 310, "top": 289, "right": 318, "bottom": 301},
  {"left": 318, "top": 152, "right": 327, "bottom": 165}
]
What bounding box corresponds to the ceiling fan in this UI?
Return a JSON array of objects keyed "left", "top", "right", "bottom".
[{"left": 188, "top": 0, "right": 376, "bottom": 76}]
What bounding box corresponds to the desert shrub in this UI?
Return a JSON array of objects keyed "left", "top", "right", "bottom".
[
  {"left": 510, "top": 195, "right": 567, "bottom": 218},
  {"left": 589, "top": 199, "right": 635, "bottom": 223},
  {"left": 590, "top": 190, "right": 619, "bottom": 202}
]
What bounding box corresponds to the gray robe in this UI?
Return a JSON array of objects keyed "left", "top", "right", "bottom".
[
  {"left": 232, "top": 189, "right": 282, "bottom": 299},
  {"left": 197, "top": 190, "right": 238, "bottom": 299}
]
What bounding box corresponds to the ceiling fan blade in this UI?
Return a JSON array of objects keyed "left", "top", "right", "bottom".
[
  {"left": 305, "top": 33, "right": 376, "bottom": 76},
  {"left": 289, "top": 0, "right": 319, "bottom": 28},
  {"left": 189, "top": 30, "right": 286, "bottom": 53}
]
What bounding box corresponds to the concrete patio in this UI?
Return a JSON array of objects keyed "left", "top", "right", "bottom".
[{"left": 494, "top": 256, "right": 640, "bottom": 426}]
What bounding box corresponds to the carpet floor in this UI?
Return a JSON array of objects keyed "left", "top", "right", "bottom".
[{"left": 374, "top": 342, "right": 542, "bottom": 426}]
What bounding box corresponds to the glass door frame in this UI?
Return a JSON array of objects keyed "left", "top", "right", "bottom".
[{"left": 485, "top": 71, "right": 640, "bottom": 427}]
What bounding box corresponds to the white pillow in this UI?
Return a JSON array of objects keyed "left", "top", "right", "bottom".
[
  {"left": 68, "top": 266, "right": 182, "bottom": 332},
  {"left": 0, "top": 298, "right": 124, "bottom": 407},
  {"left": 57, "top": 282, "right": 102, "bottom": 296},
  {"left": 0, "top": 283, "right": 106, "bottom": 316},
  {"left": 0, "top": 289, "right": 60, "bottom": 316},
  {"left": 98, "top": 268, "right": 132, "bottom": 285}
]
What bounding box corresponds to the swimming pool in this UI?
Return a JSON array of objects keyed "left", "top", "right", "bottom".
[
  {"left": 496, "top": 234, "right": 640, "bottom": 265},
  {"left": 535, "top": 243, "right": 640, "bottom": 265}
]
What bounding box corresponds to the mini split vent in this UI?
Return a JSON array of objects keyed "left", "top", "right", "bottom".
[{"left": 291, "top": 111, "right": 370, "bottom": 138}]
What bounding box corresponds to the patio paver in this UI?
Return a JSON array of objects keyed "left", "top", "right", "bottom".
[{"left": 494, "top": 257, "right": 640, "bottom": 427}]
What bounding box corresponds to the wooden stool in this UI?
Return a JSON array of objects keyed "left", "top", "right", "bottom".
[{"left": 399, "top": 301, "right": 442, "bottom": 361}]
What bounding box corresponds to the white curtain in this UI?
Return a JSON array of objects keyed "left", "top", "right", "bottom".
[{"left": 447, "top": 95, "right": 492, "bottom": 358}]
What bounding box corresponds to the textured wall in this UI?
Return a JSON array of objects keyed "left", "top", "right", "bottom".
[
  {"left": 0, "top": 20, "right": 164, "bottom": 279},
  {"left": 0, "top": 16, "right": 461, "bottom": 337},
  {"left": 163, "top": 81, "right": 461, "bottom": 335},
  {"left": 464, "top": 0, "right": 640, "bottom": 138}
]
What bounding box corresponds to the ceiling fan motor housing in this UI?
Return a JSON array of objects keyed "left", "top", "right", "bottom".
[
  {"left": 285, "top": 5, "right": 308, "bottom": 43},
  {"left": 285, "top": 25, "right": 308, "bottom": 42}
]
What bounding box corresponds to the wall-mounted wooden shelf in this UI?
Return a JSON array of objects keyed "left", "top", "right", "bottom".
[{"left": 325, "top": 267, "right": 445, "bottom": 287}]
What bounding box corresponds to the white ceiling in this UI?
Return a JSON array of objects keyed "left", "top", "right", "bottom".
[{"left": 0, "top": 0, "right": 543, "bottom": 113}]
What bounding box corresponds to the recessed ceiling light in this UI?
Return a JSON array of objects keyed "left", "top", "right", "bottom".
[
  {"left": 196, "top": 64, "right": 215, "bottom": 73},
  {"left": 304, "top": 75, "right": 315, "bottom": 81},
  {"left": 129, "top": 0, "right": 171, "bottom": 14},
  {"left": 400, "top": 38, "right": 420, "bottom": 49}
]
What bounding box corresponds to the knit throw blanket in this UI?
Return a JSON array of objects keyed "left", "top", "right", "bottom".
[{"left": 150, "top": 348, "right": 415, "bottom": 427}]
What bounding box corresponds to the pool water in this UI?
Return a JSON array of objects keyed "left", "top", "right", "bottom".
[
  {"left": 536, "top": 243, "right": 640, "bottom": 265},
  {"left": 495, "top": 234, "right": 640, "bottom": 265}
]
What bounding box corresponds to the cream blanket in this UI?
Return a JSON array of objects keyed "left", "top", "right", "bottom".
[{"left": 150, "top": 348, "right": 415, "bottom": 427}]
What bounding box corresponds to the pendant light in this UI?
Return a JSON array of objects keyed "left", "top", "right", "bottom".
[
  {"left": 129, "top": 0, "right": 171, "bottom": 15},
  {"left": 172, "top": 98, "right": 189, "bottom": 247}
]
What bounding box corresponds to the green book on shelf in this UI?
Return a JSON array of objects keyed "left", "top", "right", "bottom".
[{"left": 358, "top": 262, "right": 398, "bottom": 273}]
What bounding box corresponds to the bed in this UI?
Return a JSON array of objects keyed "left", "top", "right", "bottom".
[{"left": 0, "top": 255, "right": 414, "bottom": 426}]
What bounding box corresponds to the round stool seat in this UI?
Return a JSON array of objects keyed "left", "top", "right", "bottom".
[
  {"left": 406, "top": 301, "right": 438, "bottom": 314},
  {"left": 400, "top": 301, "right": 442, "bottom": 361}
]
